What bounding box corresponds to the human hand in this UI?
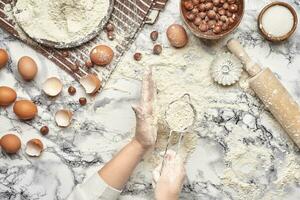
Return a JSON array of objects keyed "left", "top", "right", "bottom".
[
  {"left": 132, "top": 67, "right": 157, "bottom": 150},
  {"left": 153, "top": 150, "right": 186, "bottom": 200}
]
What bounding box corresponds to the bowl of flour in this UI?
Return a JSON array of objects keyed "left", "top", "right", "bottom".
[{"left": 13, "top": 0, "right": 114, "bottom": 48}]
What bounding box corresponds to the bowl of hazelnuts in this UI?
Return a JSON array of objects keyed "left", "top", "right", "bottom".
[{"left": 181, "top": 0, "right": 244, "bottom": 40}]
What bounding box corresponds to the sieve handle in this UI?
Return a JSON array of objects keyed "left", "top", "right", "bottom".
[
  {"left": 176, "top": 132, "right": 184, "bottom": 153},
  {"left": 160, "top": 130, "right": 173, "bottom": 175}
]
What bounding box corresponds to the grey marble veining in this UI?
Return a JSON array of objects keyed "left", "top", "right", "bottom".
[{"left": 1, "top": 0, "right": 300, "bottom": 200}]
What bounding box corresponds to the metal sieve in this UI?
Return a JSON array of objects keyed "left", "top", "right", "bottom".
[{"left": 160, "top": 93, "right": 197, "bottom": 174}]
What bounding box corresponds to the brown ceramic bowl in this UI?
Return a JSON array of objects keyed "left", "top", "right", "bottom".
[
  {"left": 180, "top": 0, "right": 244, "bottom": 40},
  {"left": 258, "top": 2, "right": 298, "bottom": 42}
]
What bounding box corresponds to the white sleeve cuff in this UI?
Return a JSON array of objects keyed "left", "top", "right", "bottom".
[{"left": 67, "top": 173, "right": 122, "bottom": 200}]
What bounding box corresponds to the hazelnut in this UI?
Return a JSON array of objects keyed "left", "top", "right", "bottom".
[
  {"left": 199, "top": 12, "right": 206, "bottom": 19},
  {"left": 207, "top": 10, "right": 216, "bottom": 19},
  {"left": 40, "top": 126, "right": 49, "bottom": 136},
  {"left": 134, "top": 52, "right": 142, "bottom": 61},
  {"left": 208, "top": 20, "right": 216, "bottom": 29},
  {"left": 222, "top": 23, "right": 229, "bottom": 31},
  {"left": 193, "top": 17, "right": 202, "bottom": 26},
  {"left": 191, "top": 7, "right": 199, "bottom": 14},
  {"left": 192, "top": 0, "right": 200, "bottom": 4},
  {"left": 198, "top": 3, "right": 206, "bottom": 12},
  {"left": 223, "top": 3, "right": 229, "bottom": 10},
  {"left": 204, "top": 16, "right": 209, "bottom": 22},
  {"left": 228, "top": 4, "right": 238, "bottom": 13},
  {"left": 150, "top": 31, "right": 159, "bottom": 41},
  {"left": 213, "top": 0, "right": 220, "bottom": 6},
  {"left": 205, "top": 2, "right": 213, "bottom": 10},
  {"left": 228, "top": 17, "right": 235, "bottom": 24},
  {"left": 220, "top": 15, "right": 228, "bottom": 22},
  {"left": 220, "top": 0, "right": 225, "bottom": 3},
  {"left": 85, "top": 60, "right": 94, "bottom": 68},
  {"left": 79, "top": 97, "right": 87, "bottom": 106},
  {"left": 184, "top": 1, "right": 194, "bottom": 10},
  {"left": 106, "top": 23, "right": 115, "bottom": 32},
  {"left": 153, "top": 44, "right": 162, "bottom": 55},
  {"left": 68, "top": 86, "right": 76, "bottom": 95},
  {"left": 218, "top": 8, "right": 226, "bottom": 15},
  {"left": 228, "top": 0, "right": 236, "bottom": 4},
  {"left": 107, "top": 31, "right": 115, "bottom": 40},
  {"left": 216, "top": 21, "right": 223, "bottom": 26},
  {"left": 186, "top": 13, "right": 196, "bottom": 21},
  {"left": 213, "top": 25, "right": 222, "bottom": 34},
  {"left": 199, "top": 23, "right": 208, "bottom": 32},
  {"left": 62, "top": 51, "right": 70, "bottom": 57},
  {"left": 226, "top": 10, "right": 233, "bottom": 17}
]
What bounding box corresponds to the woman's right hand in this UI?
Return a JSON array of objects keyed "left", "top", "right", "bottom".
[{"left": 153, "top": 150, "right": 186, "bottom": 200}]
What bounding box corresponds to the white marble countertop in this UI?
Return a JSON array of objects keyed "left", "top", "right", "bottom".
[{"left": 1, "top": 0, "right": 300, "bottom": 199}]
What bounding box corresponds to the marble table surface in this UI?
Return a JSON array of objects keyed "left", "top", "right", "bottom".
[{"left": 1, "top": 0, "right": 300, "bottom": 199}]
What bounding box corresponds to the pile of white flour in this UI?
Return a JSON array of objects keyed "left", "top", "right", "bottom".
[
  {"left": 13, "top": 0, "right": 110, "bottom": 43},
  {"left": 166, "top": 100, "right": 195, "bottom": 131}
]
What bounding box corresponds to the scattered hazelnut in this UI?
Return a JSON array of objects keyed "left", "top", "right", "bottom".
[
  {"left": 150, "top": 31, "right": 159, "bottom": 41},
  {"left": 207, "top": 10, "right": 216, "bottom": 19},
  {"left": 186, "top": 13, "right": 196, "bottom": 21},
  {"left": 184, "top": 1, "right": 194, "bottom": 10},
  {"left": 228, "top": 0, "right": 236, "bottom": 4},
  {"left": 228, "top": 4, "right": 238, "bottom": 13},
  {"left": 106, "top": 23, "right": 115, "bottom": 32},
  {"left": 153, "top": 44, "right": 162, "bottom": 55},
  {"left": 194, "top": 17, "right": 202, "bottom": 26},
  {"left": 107, "top": 31, "right": 115, "bottom": 40},
  {"left": 220, "top": 0, "right": 225, "bottom": 3},
  {"left": 79, "top": 97, "right": 87, "bottom": 106},
  {"left": 62, "top": 51, "right": 70, "bottom": 57},
  {"left": 199, "top": 23, "right": 208, "bottom": 32},
  {"left": 134, "top": 52, "right": 142, "bottom": 61},
  {"left": 72, "top": 63, "right": 79, "bottom": 72},
  {"left": 85, "top": 60, "right": 94, "bottom": 68},
  {"left": 40, "top": 126, "right": 49, "bottom": 136},
  {"left": 68, "top": 86, "right": 76, "bottom": 95}
]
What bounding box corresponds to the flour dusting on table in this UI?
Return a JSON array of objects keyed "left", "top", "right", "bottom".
[{"left": 13, "top": 0, "right": 109, "bottom": 43}]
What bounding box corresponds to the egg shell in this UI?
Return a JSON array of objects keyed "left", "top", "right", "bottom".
[
  {"left": 79, "top": 74, "right": 102, "bottom": 94},
  {"left": 0, "top": 86, "right": 17, "bottom": 106},
  {"left": 18, "top": 56, "right": 38, "bottom": 81},
  {"left": 0, "top": 48, "right": 9, "bottom": 69},
  {"left": 166, "top": 24, "right": 188, "bottom": 48},
  {"left": 25, "top": 139, "right": 44, "bottom": 157},
  {"left": 90, "top": 45, "right": 114, "bottom": 66},
  {"left": 13, "top": 100, "right": 38, "bottom": 120},
  {"left": 0, "top": 134, "right": 21, "bottom": 154}
]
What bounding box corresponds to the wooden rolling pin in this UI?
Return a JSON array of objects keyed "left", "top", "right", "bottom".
[{"left": 227, "top": 39, "right": 300, "bottom": 148}]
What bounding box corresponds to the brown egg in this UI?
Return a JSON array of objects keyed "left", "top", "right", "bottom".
[
  {"left": 90, "top": 45, "right": 114, "bottom": 66},
  {"left": 0, "top": 49, "right": 9, "bottom": 69},
  {"left": 13, "top": 100, "right": 38, "bottom": 120},
  {"left": 18, "top": 56, "right": 38, "bottom": 81},
  {"left": 0, "top": 86, "right": 17, "bottom": 106},
  {"left": 166, "top": 24, "right": 188, "bottom": 48},
  {"left": 0, "top": 134, "right": 21, "bottom": 154}
]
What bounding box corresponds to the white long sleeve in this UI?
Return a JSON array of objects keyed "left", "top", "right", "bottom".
[{"left": 67, "top": 173, "right": 122, "bottom": 200}]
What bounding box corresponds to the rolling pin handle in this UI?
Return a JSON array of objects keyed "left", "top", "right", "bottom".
[{"left": 227, "top": 38, "right": 262, "bottom": 77}]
